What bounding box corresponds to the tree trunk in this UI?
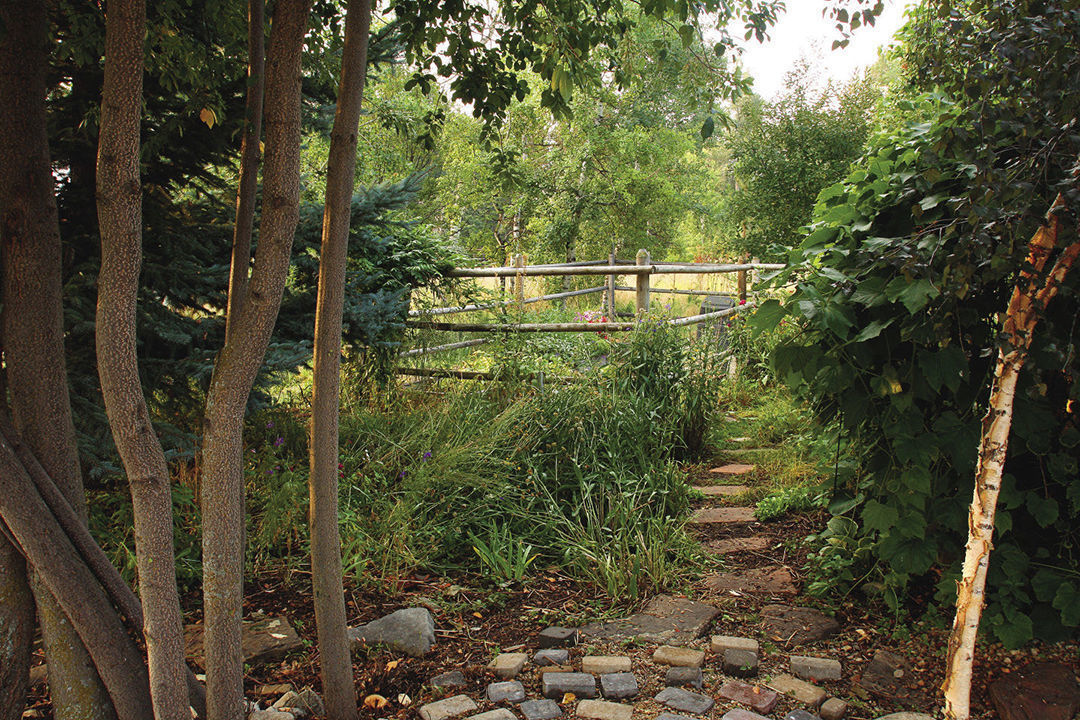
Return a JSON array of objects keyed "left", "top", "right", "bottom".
[
  {"left": 95, "top": 0, "right": 191, "bottom": 718},
  {"left": 201, "top": 3, "right": 311, "bottom": 718},
  {"left": 0, "top": 2, "right": 113, "bottom": 718},
  {"left": 0, "top": 530, "right": 33, "bottom": 720},
  {"left": 0, "top": 433, "right": 154, "bottom": 720},
  {"left": 942, "top": 204, "right": 1080, "bottom": 719},
  {"left": 309, "top": 1, "right": 372, "bottom": 717},
  {"left": 226, "top": 0, "right": 266, "bottom": 343}
]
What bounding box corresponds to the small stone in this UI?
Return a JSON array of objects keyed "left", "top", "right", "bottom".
[
  {"left": 582, "top": 656, "right": 631, "bottom": 674},
  {"left": 721, "top": 711, "right": 770, "bottom": 720},
  {"left": 467, "top": 711, "right": 516, "bottom": 720},
  {"left": 652, "top": 646, "right": 705, "bottom": 668},
  {"left": 256, "top": 684, "right": 293, "bottom": 697},
  {"left": 488, "top": 653, "right": 528, "bottom": 679},
  {"left": 430, "top": 670, "right": 467, "bottom": 688},
  {"left": 783, "top": 712, "right": 820, "bottom": 720},
  {"left": 419, "top": 695, "right": 479, "bottom": 720},
  {"left": 273, "top": 688, "right": 323, "bottom": 718},
  {"left": 723, "top": 648, "right": 759, "bottom": 678},
  {"left": 858, "top": 650, "right": 912, "bottom": 698},
  {"left": 487, "top": 681, "right": 526, "bottom": 703},
  {"left": 790, "top": 656, "right": 842, "bottom": 682},
  {"left": 718, "top": 679, "right": 779, "bottom": 714},
  {"left": 537, "top": 664, "right": 575, "bottom": 676},
  {"left": 654, "top": 687, "right": 715, "bottom": 715},
  {"left": 665, "top": 667, "right": 703, "bottom": 690},
  {"left": 538, "top": 626, "right": 578, "bottom": 648},
  {"left": 349, "top": 608, "right": 436, "bottom": 658},
  {"left": 600, "top": 673, "right": 639, "bottom": 700},
  {"left": 820, "top": 698, "right": 847, "bottom": 720},
  {"left": 249, "top": 711, "right": 294, "bottom": 720},
  {"left": 520, "top": 699, "right": 563, "bottom": 720},
  {"left": 711, "top": 636, "right": 759, "bottom": 655},
  {"left": 875, "top": 715, "right": 934, "bottom": 720},
  {"left": 655, "top": 714, "right": 694, "bottom": 720},
  {"left": 542, "top": 672, "right": 597, "bottom": 699},
  {"left": 533, "top": 649, "right": 570, "bottom": 666},
  {"left": 577, "top": 699, "right": 633, "bottom": 720},
  {"left": 769, "top": 674, "right": 827, "bottom": 708}
]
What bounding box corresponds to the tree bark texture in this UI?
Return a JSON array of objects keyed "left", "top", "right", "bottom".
[
  {"left": 0, "top": 433, "right": 154, "bottom": 720},
  {"left": 200, "top": 3, "right": 311, "bottom": 718},
  {"left": 309, "top": 1, "right": 372, "bottom": 717},
  {"left": 226, "top": 0, "right": 266, "bottom": 343},
  {"left": 0, "top": 2, "right": 114, "bottom": 718},
  {"left": 942, "top": 203, "right": 1080, "bottom": 719},
  {"left": 95, "top": 0, "right": 191, "bottom": 717}
]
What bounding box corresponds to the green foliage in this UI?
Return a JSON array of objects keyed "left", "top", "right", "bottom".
[
  {"left": 469, "top": 523, "right": 539, "bottom": 584},
  {"left": 755, "top": 485, "right": 821, "bottom": 522},
  {"left": 758, "top": 1, "right": 1080, "bottom": 644}
]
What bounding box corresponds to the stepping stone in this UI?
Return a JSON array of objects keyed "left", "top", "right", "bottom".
[
  {"left": 488, "top": 653, "right": 528, "bottom": 679},
  {"left": 652, "top": 646, "right": 705, "bottom": 668},
  {"left": 728, "top": 437, "right": 752, "bottom": 443},
  {"left": 706, "top": 566, "right": 797, "bottom": 595},
  {"left": 542, "top": 672, "right": 597, "bottom": 699},
  {"left": 486, "top": 681, "right": 526, "bottom": 703},
  {"left": 784, "top": 712, "right": 821, "bottom": 720},
  {"left": 655, "top": 687, "right": 715, "bottom": 715},
  {"left": 988, "top": 661, "right": 1080, "bottom": 720},
  {"left": 761, "top": 605, "right": 840, "bottom": 646},
  {"left": 348, "top": 607, "right": 435, "bottom": 657},
  {"left": 582, "top": 656, "right": 631, "bottom": 674},
  {"left": 857, "top": 649, "right": 916, "bottom": 699},
  {"left": 820, "top": 698, "right": 848, "bottom": 720},
  {"left": 520, "top": 699, "right": 563, "bottom": 720},
  {"left": 665, "top": 666, "right": 703, "bottom": 690},
  {"left": 790, "top": 656, "right": 842, "bottom": 682},
  {"left": 722, "top": 648, "right": 759, "bottom": 678},
  {"left": 690, "top": 507, "right": 756, "bottom": 525},
  {"left": 711, "top": 636, "right": 759, "bottom": 655},
  {"left": 468, "top": 711, "right": 516, "bottom": 720},
  {"left": 534, "top": 649, "right": 570, "bottom": 666},
  {"left": 876, "top": 715, "right": 934, "bottom": 720},
  {"left": 599, "top": 673, "right": 639, "bottom": 700},
  {"left": 580, "top": 595, "right": 720, "bottom": 644},
  {"left": 656, "top": 715, "right": 695, "bottom": 720},
  {"left": 537, "top": 664, "right": 575, "bottom": 676},
  {"left": 693, "top": 485, "right": 750, "bottom": 497},
  {"left": 419, "top": 695, "right": 478, "bottom": 720},
  {"left": 538, "top": 626, "right": 578, "bottom": 648},
  {"left": 722, "top": 711, "right": 770, "bottom": 720},
  {"left": 577, "top": 699, "right": 633, "bottom": 720},
  {"left": 718, "top": 679, "right": 778, "bottom": 714},
  {"left": 186, "top": 616, "right": 303, "bottom": 667},
  {"left": 710, "top": 463, "right": 755, "bottom": 475},
  {"left": 430, "top": 670, "right": 467, "bottom": 688},
  {"left": 705, "top": 536, "right": 772, "bottom": 555},
  {"left": 769, "top": 674, "right": 827, "bottom": 708}
]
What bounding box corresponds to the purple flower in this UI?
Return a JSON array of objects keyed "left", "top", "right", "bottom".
[
  {"left": 273, "top": 436, "right": 285, "bottom": 448},
  {"left": 266, "top": 421, "right": 274, "bottom": 429},
  {"left": 422, "top": 451, "right": 432, "bottom": 460},
  {"left": 399, "top": 470, "right": 407, "bottom": 478}
]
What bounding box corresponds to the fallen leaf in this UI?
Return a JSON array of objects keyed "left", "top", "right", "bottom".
[
  {"left": 364, "top": 694, "right": 389, "bottom": 709},
  {"left": 561, "top": 693, "right": 575, "bottom": 704},
  {"left": 472, "top": 612, "right": 483, "bottom": 619},
  {"left": 385, "top": 660, "right": 401, "bottom": 671}
]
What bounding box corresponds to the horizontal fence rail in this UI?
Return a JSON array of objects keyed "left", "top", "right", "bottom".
[
  {"left": 614, "top": 285, "right": 733, "bottom": 297},
  {"left": 409, "top": 285, "right": 605, "bottom": 317},
  {"left": 397, "top": 338, "right": 492, "bottom": 358},
  {"left": 445, "top": 262, "right": 783, "bottom": 278},
  {"left": 406, "top": 320, "right": 638, "bottom": 333}
]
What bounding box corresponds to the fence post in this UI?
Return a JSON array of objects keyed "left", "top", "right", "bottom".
[
  {"left": 606, "top": 250, "right": 616, "bottom": 316},
  {"left": 737, "top": 266, "right": 747, "bottom": 303},
  {"left": 514, "top": 253, "right": 526, "bottom": 315},
  {"left": 635, "top": 249, "right": 651, "bottom": 318}
]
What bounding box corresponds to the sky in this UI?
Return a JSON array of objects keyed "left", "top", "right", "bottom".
[{"left": 736, "top": 0, "right": 919, "bottom": 100}]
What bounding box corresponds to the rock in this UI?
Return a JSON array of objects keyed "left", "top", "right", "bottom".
[
  {"left": 988, "top": 662, "right": 1080, "bottom": 720},
  {"left": 655, "top": 714, "right": 694, "bottom": 720},
  {"left": 580, "top": 595, "right": 720, "bottom": 644},
  {"left": 537, "top": 626, "right": 578, "bottom": 648},
  {"left": 652, "top": 646, "right": 705, "bottom": 668},
  {"left": 718, "top": 679, "right": 779, "bottom": 714},
  {"left": 721, "top": 711, "right": 770, "bottom": 720},
  {"left": 486, "top": 681, "right": 526, "bottom": 703},
  {"left": 600, "top": 673, "right": 639, "bottom": 700},
  {"left": 665, "top": 667, "right": 703, "bottom": 690},
  {"left": 272, "top": 689, "right": 323, "bottom": 718},
  {"left": 430, "top": 670, "right": 467, "bottom": 688},
  {"left": 705, "top": 537, "right": 772, "bottom": 555},
  {"left": 186, "top": 616, "right": 303, "bottom": 667},
  {"left": 488, "top": 653, "right": 528, "bottom": 679},
  {"left": 418, "top": 695, "right": 479, "bottom": 720},
  {"left": 723, "top": 648, "right": 759, "bottom": 678},
  {"left": 249, "top": 711, "right": 294, "bottom": 720},
  {"left": 710, "top": 463, "right": 755, "bottom": 475},
  {"left": 534, "top": 649, "right": 570, "bottom": 666},
  {"left": 654, "top": 687, "right": 715, "bottom": 715},
  {"left": 689, "top": 507, "right": 757, "bottom": 525},
  {"left": 790, "top": 656, "right": 842, "bottom": 682},
  {"left": 256, "top": 684, "right": 293, "bottom": 697},
  {"left": 858, "top": 650, "right": 913, "bottom": 699},
  {"left": 875, "top": 715, "right": 934, "bottom": 720},
  {"left": 711, "top": 636, "right": 759, "bottom": 654},
  {"left": 784, "top": 712, "right": 821, "bottom": 720},
  {"left": 467, "top": 710, "right": 516, "bottom": 720},
  {"left": 761, "top": 605, "right": 840, "bottom": 646},
  {"left": 706, "top": 567, "right": 797, "bottom": 595},
  {"left": 520, "top": 699, "right": 563, "bottom": 720},
  {"left": 581, "top": 656, "right": 632, "bottom": 674},
  {"left": 769, "top": 674, "right": 827, "bottom": 708},
  {"left": 542, "top": 672, "right": 597, "bottom": 699},
  {"left": 537, "top": 664, "right": 575, "bottom": 676},
  {"left": 577, "top": 699, "right": 633, "bottom": 720},
  {"left": 349, "top": 608, "right": 435, "bottom": 658},
  {"left": 693, "top": 485, "right": 751, "bottom": 497},
  {"left": 819, "top": 698, "right": 847, "bottom": 720}
]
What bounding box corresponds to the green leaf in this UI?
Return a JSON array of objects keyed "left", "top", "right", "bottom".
[
  {"left": 1052, "top": 583, "right": 1080, "bottom": 626},
  {"left": 991, "top": 612, "right": 1034, "bottom": 648},
  {"left": 862, "top": 499, "right": 899, "bottom": 531},
  {"left": 750, "top": 299, "right": 786, "bottom": 335},
  {"left": 700, "top": 115, "right": 715, "bottom": 140},
  {"left": 892, "top": 278, "right": 939, "bottom": 314},
  {"left": 1026, "top": 494, "right": 1059, "bottom": 527},
  {"left": 854, "top": 318, "right": 893, "bottom": 342}
]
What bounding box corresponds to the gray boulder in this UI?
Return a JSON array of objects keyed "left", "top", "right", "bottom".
[{"left": 350, "top": 607, "right": 436, "bottom": 657}]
